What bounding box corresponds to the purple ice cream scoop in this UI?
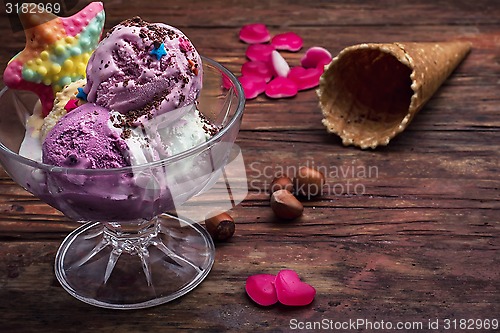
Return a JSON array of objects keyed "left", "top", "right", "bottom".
[
  {"left": 39, "top": 103, "right": 173, "bottom": 221},
  {"left": 42, "top": 103, "right": 130, "bottom": 168},
  {"left": 83, "top": 16, "right": 203, "bottom": 126}
]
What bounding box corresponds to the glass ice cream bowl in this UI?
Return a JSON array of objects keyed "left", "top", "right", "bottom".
[{"left": 0, "top": 57, "right": 245, "bottom": 309}]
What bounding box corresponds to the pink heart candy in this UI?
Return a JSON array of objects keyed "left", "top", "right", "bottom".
[
  {"left": 239, "top": 23, "right": 271, "bottom": 44},
  {"left": 287, "top": 66, "right": 323, "bottom": 91},
  {"left": 271, "top": 32, "right": 303, "bottom": 52},
  {"left": 245, "top": 274, "right": 278, "bottom": 306},
  {"left": 238, "top": 75, "right": 267, "bottom": 99},
  {"left": 245, "top": 44, "right": 276, "bottom": 62},
  {"left": 241, "top": 61, "right": 273, "bottom": 83},
  {"left": 274, "top": 270, "right": 316, "bottom": 306},
  {"left": 265, "top": 77, "right": 298, "bottom": 99},
  {"left": 300, "top": 46, "right": 333, "bottom": 69}
]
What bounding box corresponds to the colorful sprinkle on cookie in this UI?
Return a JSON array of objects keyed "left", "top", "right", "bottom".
[
  {"left": 3, "top": 2, "right": 105, "bottom": 116},
  {"left": 64, "top": 99, "right": 80, "bottom": 112}
]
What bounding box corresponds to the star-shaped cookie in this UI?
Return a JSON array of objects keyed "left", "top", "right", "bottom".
[{"left": 3, "top": 2, "right": 105, "bottom": 116}]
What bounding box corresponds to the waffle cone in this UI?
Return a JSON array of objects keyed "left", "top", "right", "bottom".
[{"left": 318, "top": 41, "right": 471, "bottom": 149}]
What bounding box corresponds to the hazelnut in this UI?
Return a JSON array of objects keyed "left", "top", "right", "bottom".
[
  {"left": 270, "top": 176, "right": 294, "bottom": 194},
  {"left": 205, "top": 212, "right": 235, "bottom": 241},
  {"left": 295, "top": 166, "right": 325, "bottom": 198},
  {"left": 270, "top": 189, "right": 304, "bottom": 220}
]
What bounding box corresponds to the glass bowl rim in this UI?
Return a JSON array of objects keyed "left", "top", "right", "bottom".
[{"left": 0, "top": 56, "right": 245, "bottom": 175}]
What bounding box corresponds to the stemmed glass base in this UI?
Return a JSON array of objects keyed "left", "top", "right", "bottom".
[{"left": 55, "top": 214, "right": 215, "bottom": 309}]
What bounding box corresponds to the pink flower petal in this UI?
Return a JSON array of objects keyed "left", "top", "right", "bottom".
[
  {"left": 239, "top": 23, "right": 271, "bottom": 44},
  {"left": 241, "top": 61, "right": 273, "bottom": 83},
  {"left": 245, "top": 44, "right": 276, "bottom": 62},
  {"left": 271, "top": 50, "right": 290, "bottom": 78},
  {"left": 265, "top": 77, "right": 298, "bottom": 99},
  {"left": 245, "top": 274, "right": 278, "bottom": 306},
  {"left": 287, "top": 66, "right": 323, "bottom": 91},
  {"left": 274, "top": 270, "right": 316, "bottom": 306},
  {"left": 239, "top": 75, "right": 267, "bottom": 99},
  {"left": 271, "top": 32, "right": 303, "bottom": 52},
  {"left": 300, "top": 46, "right": 333, "bottom": 69}
]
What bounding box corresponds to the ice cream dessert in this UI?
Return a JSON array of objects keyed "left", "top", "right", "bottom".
[
  {"left": 3, "top": 4, "right": 222, "bottom": 221},
  {"left": 19, "top": 15, "right": 214, "bottom": 171},
  {"left": 70, "top": 15, "right": 211, "bottom": 168},
  {"left": 7, "top": 9, "right": 213, "bottom": 168}
]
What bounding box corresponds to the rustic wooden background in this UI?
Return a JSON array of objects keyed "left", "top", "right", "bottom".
[{"left": 0, "top": 0, "right": 498, "bottom": 332}]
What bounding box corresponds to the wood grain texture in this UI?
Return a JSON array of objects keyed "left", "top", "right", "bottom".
[{"left": 0, "top": 0, "right": 498, "bottom": 332}]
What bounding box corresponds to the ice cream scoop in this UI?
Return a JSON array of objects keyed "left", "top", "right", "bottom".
[
  {"left": 123, "top": 107, "right": 218, "bottom": 165},
  {"left": 42, "top": 103, "right": 130, "bottom": 168},
  {"left": 83, "top": 16, "right": 203, "bottom": 126}
]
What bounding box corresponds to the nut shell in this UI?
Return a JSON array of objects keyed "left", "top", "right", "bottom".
[
  {"left": 270, "top": 176, "right": 294, "bottom": 194},
  {"left": 270, "top": 189, "right": 304, "bottom": 220},
  {"left": 295, "top": 166, "right": 325, "bottom": 198},
  {"left": 205, "top": 212, "right": 235, "bottom": 241}
]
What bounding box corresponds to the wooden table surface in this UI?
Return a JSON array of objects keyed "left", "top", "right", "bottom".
[{"left": 0, "top": 0, "right": 499, "bottom": 332}]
